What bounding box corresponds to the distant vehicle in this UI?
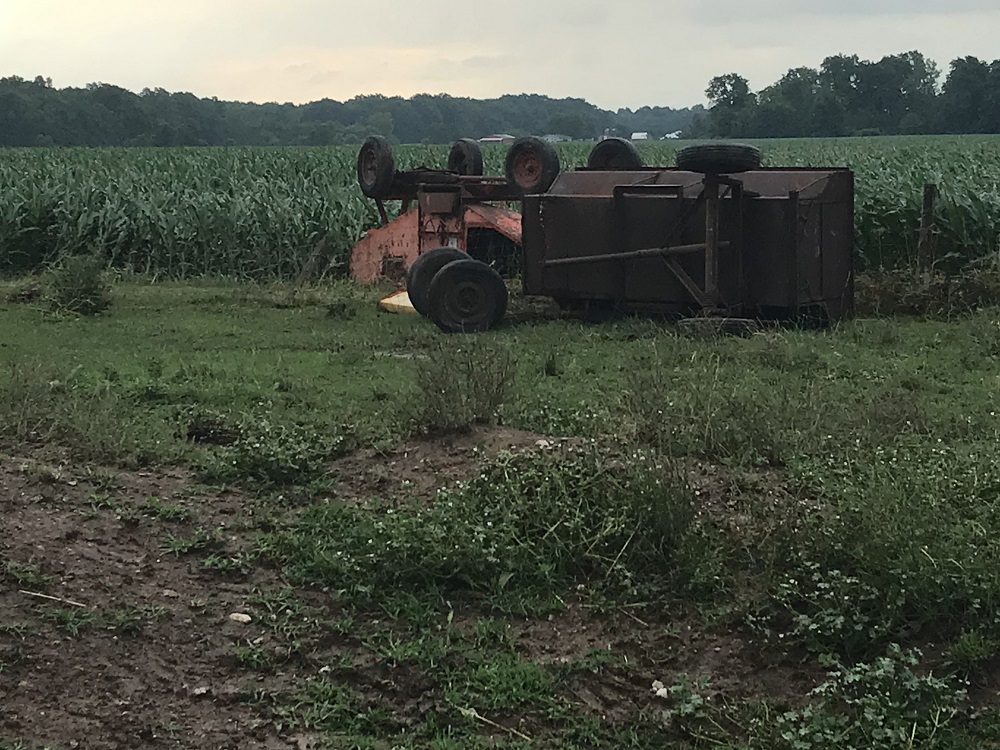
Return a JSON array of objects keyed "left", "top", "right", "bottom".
[
  {"left": 630, "top": 132, "right": 650, "bottom": 140},
  {"left": 478, "top": 133, "right": 516, "bottom": 144},
  {"left": 661, "top": 131, "right": 682, "bottom": 140}
]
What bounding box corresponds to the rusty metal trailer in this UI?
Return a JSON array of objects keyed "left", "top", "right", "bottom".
[
  {"left": 521, "top": 163, "right": 855, "bottom": 324},
  {"left": 350, "top": 137, "right": 855, "bottom": 332}
]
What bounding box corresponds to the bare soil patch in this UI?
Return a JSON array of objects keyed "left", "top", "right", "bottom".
[{"left": 1, "top": 432, "right": 825, "bottom": 749}]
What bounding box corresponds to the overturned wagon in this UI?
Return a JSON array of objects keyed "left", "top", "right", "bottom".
[{"left": 351, "top": 137, "right": 855, "bottom": 332}]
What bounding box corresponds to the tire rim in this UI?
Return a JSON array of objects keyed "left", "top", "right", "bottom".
[
  {"left": 513, "top": 150, "right": 541, "bottom": 189},
  {"left": 451, "top": 280, "right": 485, "bottom": 317},
  {"left": 360, "top": 149, "right": 377, "bottom": 186}
]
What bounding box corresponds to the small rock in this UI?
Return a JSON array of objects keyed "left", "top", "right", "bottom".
[
  {"left": 162, "top": 589, "right": 180, "bottom": 598},
  {"left": 191, "top": 686, "right": 210, "bottom": 696},
  {"left": 228, "top": 612, "right": 252, "bottom": 624},
  {"left": 655, "top": 687, "right": 669, "bottom": 699}
]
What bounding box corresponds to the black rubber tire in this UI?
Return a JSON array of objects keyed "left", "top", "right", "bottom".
[
  {"left": 406, "top": 246, "right": 467, "bottom": 317},
  {"left": 447, "top": 138, "right": 484, "bottom": 176},
  {"left": 427, "top": 259, "right": 508, "bottom": 333},
  {"left": 504, "top": 137, "right": 561, "bottom": 195},
  {"left": 587, "top": 138, "right": 644, "bottom": 170},
  {"left": 676, "top": 143, "right": 761, "bottom": 174},
  {"left": 357, "top": 135, "right": 395, "bottom": 198}
]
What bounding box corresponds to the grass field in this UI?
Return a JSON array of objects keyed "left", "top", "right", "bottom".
[
  {"left": 2, "top": 277, "right": 1000, "bottom": 748},
  {"left": 2, "top": 135, "right": 1000, "bottom": 280}
]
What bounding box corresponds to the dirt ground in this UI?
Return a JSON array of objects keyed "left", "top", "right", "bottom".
[{"left": 1, "top": 429, "right": 827, "bottom": 749}]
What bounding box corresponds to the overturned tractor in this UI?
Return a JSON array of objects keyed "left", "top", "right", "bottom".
[{"left": 350, "top": 136, "right": 854, "bottom": 333}]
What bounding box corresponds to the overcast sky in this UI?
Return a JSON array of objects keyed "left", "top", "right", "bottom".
[{"left": 3, "top": 0, "right": 1000, "bottom": 110}]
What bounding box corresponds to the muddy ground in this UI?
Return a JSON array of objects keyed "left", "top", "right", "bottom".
[{"left": 1, "top": 429, "right": 843, "bottom": 749}]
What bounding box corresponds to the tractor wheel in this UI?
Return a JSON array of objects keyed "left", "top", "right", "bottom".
[
  {"left": 447, "top": 138, "right": 484, "bottom": 176},
  {"left": 357, "top": 135, "right": 395, "bottom": 198},
  {"left": 587, "top": 137, "right": 644, "bottom": 170},
  {"left": 676, "top": 143, "right": 761, "bottom": 174},
  {"left": 427, "top": 259, "right": 508, "bottom": 333},
  {"left": 406, "top": 246, "right": 467, "bottom": 317},
  {"left": 504, "top": 137, "right": 561, "bottom": 195}
]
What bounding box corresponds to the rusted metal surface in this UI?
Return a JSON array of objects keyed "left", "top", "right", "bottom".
[
  {"left": 350, "top": 180, "right": 523, "bottom": 282},
  {"left": 522, "top": 166, "right": 854, "bottom": 322}
]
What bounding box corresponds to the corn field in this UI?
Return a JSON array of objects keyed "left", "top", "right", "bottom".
[{"left": 1, "top": 136, "right": 998, "bottom": 279}]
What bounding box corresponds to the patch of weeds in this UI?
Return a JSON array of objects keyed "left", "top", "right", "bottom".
[
  {"left": 162, "top": 526, "right": 224, "bottom": 556},
  {"left": 758, "top": 561, "right": 895, "bottom": 660},
  {"left": 262, "top": 444, "right": 697, "bottom": 612},
  {"left": 970, "top": 313, "right": 1000, "bottom": 358},
  {"left": 947, "top": 630, "right": 1000, "bottom": 675},
  {"left": 180, "top": 407, "right": 239, "bottom": 446},
  {"left": 764, "top": 645, "right": 967, "bottom": 750},
  {"left": 365, "top": 626, "right": 459, "bottom": 670},
  {"left": 625, "top": 351, "right": 787, "bottom": 466},
  {"left": 246, "top": 588, "right": 318, "bottom": 650},
  {"left": 20, "top": 462, "right": 67, "bottom": 484},
  {"left": 0, "top": 623, "right": 32, "bottom": 639},
  {"left": 863, "top": 387, "right": 928, "bottom": 442},
  {"left": 265, "top": 679, "right": 389, "bottom": 736},
  {"left": 503, "top": 395, "right": 610, "bottom": 439},
  {"left": 0, "top": 362, "right": 173, "bottom": 466},
  {"left": 102, "top": 604, "right": 168, "bottom": 635},
  {"left": 2, "top": 559, "right": 53, "bottom": 590},
  {"left": 648, "top": 674, "right": 720, "bottom": 741},
  {"left": 781, "top": 441, "right": 1000, "bottom": 657},
  {"left": 541, "top": 349, "right": 562, "bottom": 377},
  {"left": 85, "top": 466, "right": 121, "bottom": 490},
  {"left": 142, "top": 496, "right": 193, "bottom": 523},
  {"left": 117, "top": 504, "right": 144, "bottom": 525},
  {"left": 411, "top": 340, "right": 515, "bottom": 434},
  {"left": 446, "top": 654, "right": 555, "bottom": 711},
  {"left": 473, "top": 617, "right": 514, "bottom": 650},
  {"left": 0, "top": 741, "right": 64, "bottom": 750},
  {"left": 233, "top": 640, "right": 274, "bottom": 671},
  {"left": 199, "top": 413, "right": 350, "bottom": 489},
  {"left": 39, "top": 606, "right": 98, "bottom": 636},
  {"left": 38, "top": 604, "right": 166, "bottom": 636},
  {"left": 43, "top": 253, "right": 112, "bottom": 315},
  {"left": 6, "top": 277, "right": 43, "bottom": 305},
  {"left": 200, "top": 550, "right": 259, "bottom": 577},
  {"left": 562, "top": 647, "right": 617, "bottom": 674}
]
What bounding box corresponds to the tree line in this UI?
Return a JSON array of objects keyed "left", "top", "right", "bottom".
[
  {"left": 2, "top": 50, "right": 998, "bottom": 147},
  {"left": 691, "top": 51, "right": 1000, "bottom": 139},
  {"left": 0, "top": 76, "right": 699, "bottom": 147}
]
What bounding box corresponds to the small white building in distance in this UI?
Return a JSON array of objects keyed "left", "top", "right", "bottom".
[{"left": 630, "top": 132, "right": 650, "bottom": 140}]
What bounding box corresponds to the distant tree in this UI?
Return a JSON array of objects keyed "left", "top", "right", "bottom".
[
  {"left": 706, "top": 73, "right": 755, "bottom": 110},
  {"left": 705, "top": 74, "right": 756, "bottom": 137},
  {"left": 940, "top": 56, "right": 991, "bottom": 133},
  {"left": 755, "top": 67, "right": 820, "bottom": 136}
]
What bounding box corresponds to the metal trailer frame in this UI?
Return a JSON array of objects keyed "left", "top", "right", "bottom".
[{"left": 520, "top": 166, "right": 855, "bottom": 323}]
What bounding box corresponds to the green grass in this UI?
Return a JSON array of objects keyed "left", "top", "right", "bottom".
[{"left": 3, "top": 278, "right": 1000, "bottom": 747}]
